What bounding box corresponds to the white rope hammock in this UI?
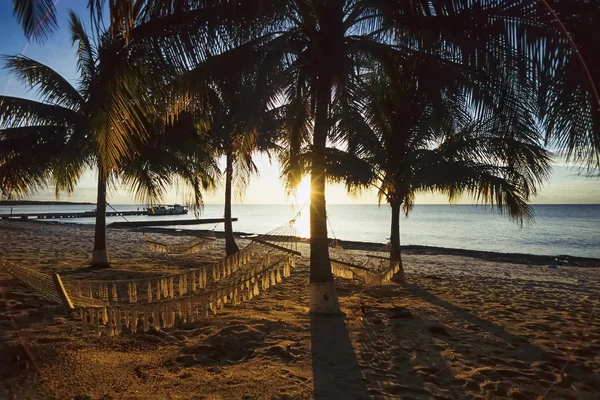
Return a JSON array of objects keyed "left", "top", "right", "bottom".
[
  {"left": 0, "top": 217, "right": 302, "bottom": 337},
  {"left": 327, "top": 217, "right": 400, "bottom": 285},
  {"left": 143, "top": 234, "right": 215, "bottom": 254},
  {"left": 143, "top": 219, "right": 222, "bottom": 254}
]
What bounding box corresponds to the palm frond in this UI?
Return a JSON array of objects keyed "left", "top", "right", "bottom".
[
  {"left": 13, "top": 0, "right": 58, "bottom": 43},
  {"left": 0, "top": 96, "right": 81, "bottom": 129},
  {"left": 0, "top": 125, "right": 68, "bottom": 199},
  {"left": 68, "top": 11, "right": 98, "bottom": 96},
  {"left": 3, "top": 55, "right": 85, "bottom": 111},
  {"left": 120, "top": 115, "right": 220, "bottom": 210}
]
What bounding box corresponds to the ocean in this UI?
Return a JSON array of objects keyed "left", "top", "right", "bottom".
[{"left": 1, "top": 204, "right": 599, "bottom": 259}]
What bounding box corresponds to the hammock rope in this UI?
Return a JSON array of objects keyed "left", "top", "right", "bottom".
[
  {"left": 143, "top": 234, "right": 215, "bottom": 254},
  {"left": 327, "top": 217, "right": 400, "bottom": 285},
  {"left": 0, "top": 217, "right": 302, "bottom": 337},
  {"left": 143, "top": 216, "right": 224, "bottom": 253},
  {"left": 75, "top": 221, "right": 300, "bottom": 336},
  {"left": 107, "top": 202, "right": 130, "bottom": 223},
  {"left": 0, "top": 260, "right": 64, "bottom": 305}
]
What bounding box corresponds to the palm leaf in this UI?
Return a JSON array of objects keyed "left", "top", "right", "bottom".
[
  {"left": 0, "top": 96, "right": 81, "bottom": 129},
  {"left": 0, "top": 125, "right": 68, "bottom": 198},
  {"left": 68, "top": 11, "right": 98, "bottom": 96},
  {"left": 3, "top": 55, "right": 85, "bottom": 111},
  {"left": 13, "top": 0, "right": 58, "bottom": 43}
]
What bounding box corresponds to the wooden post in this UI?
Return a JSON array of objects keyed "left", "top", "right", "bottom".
[{"left": 53, "top": 274, "right": 74, "bottom": 310}]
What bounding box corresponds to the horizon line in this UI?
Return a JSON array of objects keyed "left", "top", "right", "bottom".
[{"left": 4, "top": 201, "right": 599, "bottom": 206}]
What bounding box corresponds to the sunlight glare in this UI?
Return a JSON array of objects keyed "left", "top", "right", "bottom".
[
  {"left": 290, "top": 176, "right": 311, "bottom": 238},
  {"left": 294, "top": 176, "right": 311, "bottom": 206},
  {"left": 294, "top": 208, "right": 310, "bottom": 239}
]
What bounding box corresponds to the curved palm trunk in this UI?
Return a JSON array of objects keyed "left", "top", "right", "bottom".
[
  {"left": 91, "top": 170, "right": 110, "bottom": 268},
  {"left": 389, "top": 200, "right": 405, "bottom": 283},
  {"left": 308, "top": 72, "right": 341, "bottom": 314},
  {"left": 224, "top": 150, "right": 239, "bottom": 256}
]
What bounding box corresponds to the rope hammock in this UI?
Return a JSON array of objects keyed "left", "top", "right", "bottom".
[
  {"left": 109, "top": 201, "right": 217, "bottom": 255},
  {"left": 0, "top": 260, "right": 70, "bottom": 306},
  {"left": 0, "top": 217, "right": 301, "bottom": 337},
  {"left": 143, "top": 219, "right": 223, "bottom": 254},
  {"left": 327, "top": 218, "right": 400, "bottom": 285},
  {"left": 143, "top": 234, "right": 215, "bottom": 254}
]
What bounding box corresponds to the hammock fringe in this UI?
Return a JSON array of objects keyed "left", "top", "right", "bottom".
[
  {"left": 1, "top": 219, "right": 302, "bottom": 338},
  {"left": 144, "top": 234, "right": 215, "bottom": 255}
]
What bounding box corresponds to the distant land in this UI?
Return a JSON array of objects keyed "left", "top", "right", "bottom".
[{"left": 0, "top": 200, "right": 94, "bottom": 206}]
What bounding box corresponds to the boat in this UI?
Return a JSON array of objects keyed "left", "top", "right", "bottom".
[{"left": 146, "top": 204, "right": 188, "bottom": 216}]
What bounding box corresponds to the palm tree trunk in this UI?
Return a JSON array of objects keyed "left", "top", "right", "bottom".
[
  {"left": 390, "top": 199, "right": 405, "bottom": 283},
  {"left": 91, "top": 170, "right": 110, "bottom": 268},
  {"left": 224, "top": 150, "right": 239, "bottom": 256},
  {"left": 308, "top": 72, "right": 341, "bottom": 314}
]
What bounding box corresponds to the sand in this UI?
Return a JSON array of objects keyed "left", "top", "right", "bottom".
[{"left": 0, "top": 219, "right": 599, "bottom": 399}]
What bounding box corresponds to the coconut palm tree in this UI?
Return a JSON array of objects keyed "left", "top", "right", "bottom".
[
  {"left": 202, "top": 88, "right": 259, "bottom": 257},
  {"left": 180, "top": 56, "right": 281, "bottom": 256},
  {"left": 0, "top": 12, "right": 214, "bottom": 267},
  {"left": 15, "top": 1, "right": 600, "bottom": 165},
  {"left": 236, "top": 0, "right": 565, "bottom": 313},
  {"left": 12, "top": 0, "right": 600, "bottom": 310},
  {"left": 340, "top": 67, "right": 552, "bottom": 282},
  {"left": 120, "top": 113, "right": 220, "bottom": 211}
]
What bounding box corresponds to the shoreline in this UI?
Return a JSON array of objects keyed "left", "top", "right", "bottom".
[
  {"left": 129, "top": 224, "right": 600, "bottom": 268},
  {"left": 172, "top": 229, "right": 600, "bottom": 268},
  {"left": 9, "top": 218, "right": 600, "bottom": 267}
]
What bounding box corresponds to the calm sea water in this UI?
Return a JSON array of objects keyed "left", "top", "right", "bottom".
[{"left": 1, "top": 204, "right": 599, "bottom": 259}]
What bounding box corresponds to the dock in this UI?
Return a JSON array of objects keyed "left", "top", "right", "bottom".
[
  {"left": 109, "top": 218, "right": 237, "bottom": 228},
  {"left": 0, "top": 210, "right": 148, "bottom": 220}
]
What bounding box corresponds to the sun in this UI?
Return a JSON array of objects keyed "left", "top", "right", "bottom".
[{"left": 294, "top": 176, "right": 311, "bottom": 206}]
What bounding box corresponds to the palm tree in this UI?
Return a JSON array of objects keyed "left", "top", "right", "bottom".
[
  {"left": 343, "top": 69, "right": 552, "bottom": 282},
  {"left": 184, "top": 60, "right": 281, "bottom": 256},
  {"left": 12, "top": 1, "right": 600, "bottom": 310},
  {"left": 0, "top": 12, "right": 214, "bottom": 267},
  {"left": 120, "top": 113, "right": 220, "bottom": 212},
  {"left": 236, "top": 0, "right": 567, "bottom": 313},
  {"left": 202, "top": 86, "right": 259, "bottom": 256},
  {"left": 14, "top": 1, "right": 600, "bottom": 164}
]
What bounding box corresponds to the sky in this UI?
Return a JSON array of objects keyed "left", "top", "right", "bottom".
[{"left": 1, "top": 1, "right": 599, "bottom": 205}]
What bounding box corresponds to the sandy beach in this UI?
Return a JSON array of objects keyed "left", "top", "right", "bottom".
[{"left": 0, "top": 220, "right": 599, "bottom": 399}]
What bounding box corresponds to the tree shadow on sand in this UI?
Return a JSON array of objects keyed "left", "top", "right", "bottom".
[
  {"left": 405, "top": 283, "right": 600, "bottom": 398},
  {"left": 406, "top": 284, "right": 558, "bottom": 358},
  {"left": 310, "top": 314, "right": 370, "bottom": 399}
]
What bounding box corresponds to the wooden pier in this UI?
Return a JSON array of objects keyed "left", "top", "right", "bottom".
[
  {"left": 0, "top": 211, "right": 236, "bottom": 228},
  {"left": 109, "top": 218, "right": 236, "bottom": 228},
  {"left": 0, "top": 210, "right": 148, "bottom": 220}
]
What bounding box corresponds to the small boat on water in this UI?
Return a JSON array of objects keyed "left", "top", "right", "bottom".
[{"left": 146, "top": 204, "right": 188, "bottom": 216}]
